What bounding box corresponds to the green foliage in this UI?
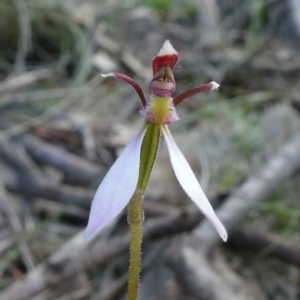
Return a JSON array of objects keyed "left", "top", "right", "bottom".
[
  {"left": 147, "top": 0, "right": 173, "bottom": 14},
  {"left": 0, "top": 0, "right": 91, "bottom": 81},
  {"left": 247, "top": 0, "right": 267, "bottom": 48},
  {"left": 181, "top": 3, "right": 197, "bottom": 18},
  {"left": 258, "top": 186, "right": 300, "bottom": 234},
  {"left": 145, "top": 0, "right": 197, "bottom": 19}
]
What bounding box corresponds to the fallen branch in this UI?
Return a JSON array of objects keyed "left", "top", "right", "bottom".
[
  {"left": 290, "top": 0, "right": 300, "bottom": 39},
  {"left": 0, "top": 204, "right": 208, "bottom": 300},
  {"left": 3, "top": 130, "right": 300, "bottom": 300},
  {"left": 193, "top": 131, "right": 300, "bottom": 250},
  {"left": 229, "top": 229, "right": 300, "bottom": 268},
  {"left": 0, "top": 185, "right": 36, "bottom": 271},
  {"left": 0, "top": 69, "right": 56, "bottom": 95},
  {"left": 167, "top": 131, "right": 300, "bottom": 299},
  {"left": 20, "top": 134, "right": 103, "bottom": 185},
  {"left": 94, "top": 32, "right": 152, "bottom": 82},
  {"left": 1, "top": 133, "right": 181, "bottom": 219},
  {"left": 166, "top": 239, "right": 266, "bottom": 300},
  {"left": 0, "top": 140, "right": 93, "bottom": 210}
]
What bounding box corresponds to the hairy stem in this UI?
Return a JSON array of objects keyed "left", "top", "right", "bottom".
[
  {"left": 127, "top": 191, "right": 144, "bottom": 300},
  {"left": 127, "top": 123, "right": 161, "bottom": 300}
]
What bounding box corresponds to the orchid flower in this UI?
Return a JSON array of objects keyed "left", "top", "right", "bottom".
[{"left": 85, "top": 40, "right": 227, "bottom": 243}]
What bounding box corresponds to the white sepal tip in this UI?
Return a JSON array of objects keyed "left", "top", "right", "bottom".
[
  {"left": 101, "top": 73, "right": 115, "bottom": 78},
  {"left": 210, "top": 81, "right": 220, "bottom": 90}
]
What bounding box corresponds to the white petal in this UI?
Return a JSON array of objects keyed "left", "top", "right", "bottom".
[
  {"left": 162, "top": 125, "right": 227, "bottom": 242},
  {"left": 85, "top": 127, "right": 146, "bottom": 242}
]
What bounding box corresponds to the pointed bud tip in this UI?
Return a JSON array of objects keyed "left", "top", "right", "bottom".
[
  {"left": 152, "top": 41, "right": 178, "bottom": 75},
  {"left": 157, "top": 40, "right": 178, "bottom": 57},
  {"left": 210, "top": 81, "right": 220, "bottom": 90}
]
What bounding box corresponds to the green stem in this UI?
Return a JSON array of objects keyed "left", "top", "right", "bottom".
[
  {"left": 127, "top": 191, "right": 144, "bottom": 300},
  {"left": 127, "top": 123, "right": 161, "bottom": 300}
]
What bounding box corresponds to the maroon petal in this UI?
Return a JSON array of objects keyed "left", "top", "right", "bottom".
[{"left": 102, "top": 72, "right": 147, "bottom": 107}]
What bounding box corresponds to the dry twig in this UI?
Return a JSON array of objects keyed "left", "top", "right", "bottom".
[
  {"left": 0, "top": 204, "right": 206, "bottom": 300},
  {"left": 229, "top": 229, "right": 300, "bottom": 269},
  {"left": 0, "top": 140, "right": 93, "bottom": 210},
  {"left": 167, "top": 131, "right": 300, "bottom": 300},
  {"left": 0, "top": 69, "right": 56, "bottom": 95},
  {"left": 20, "top": 134, "right": 102, "bottom": 185},
  {"left": 94, "top": 32, "right": 152, "bottom": 82},
  {"left": 0, "top": 185, "right": 36, "bottom": 271},
  {"left": 2, "top": 116, "right": 300, "bottom": 300}
]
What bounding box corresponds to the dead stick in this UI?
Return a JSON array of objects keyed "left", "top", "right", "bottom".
[
  {"left": 229, "top": 229, "right": 300, "bottom": 268},
  {"left": 0, "top": 204, "right": 206, "bottom": 300},
  {"left": 167, "top": 131, "right": 300, "bottom": 299},
  {"left": 193, "top": 131, "right": 300, "bottom": 251},
  {"left": 0, "top": 69, "right": 56, "bottom": 94},
  {"left": 20, "top": 134, "right": 103, "bottom": 185}
]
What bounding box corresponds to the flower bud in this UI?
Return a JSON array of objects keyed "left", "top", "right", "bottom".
[{"left": 152, "top": 40, "right": 178, "bottom": 75}]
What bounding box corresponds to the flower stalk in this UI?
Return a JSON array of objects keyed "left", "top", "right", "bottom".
[
  {"left": 127, "top": 123, "right": 161, "bottom": 300},
  {"left": 127, "top": 191, "right": 143, "bottom": 300}
]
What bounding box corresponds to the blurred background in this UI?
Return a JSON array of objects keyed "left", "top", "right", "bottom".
[{"left": 0, "top": 0, "right": 300, "bottom": 299}]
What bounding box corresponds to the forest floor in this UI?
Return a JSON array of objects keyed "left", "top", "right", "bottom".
[{"left": 0, "top": 0, "right": 300, "bottom": 299}]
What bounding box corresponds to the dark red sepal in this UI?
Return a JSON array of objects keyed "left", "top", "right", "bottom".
[
  {"left": 102, "top": 72, "right": 147, "bottom": 107},
  {"left": 173, "top": 82, "right": 220, "bottom": 106},
  {"left": 152, "top": 54, "right": 178, "bottom": 75}
]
